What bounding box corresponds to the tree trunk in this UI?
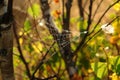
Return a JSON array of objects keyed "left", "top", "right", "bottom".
[
  {"left": 40, "top": 0, "right": 77, "bottom": 79},
  {"left": 0, "top": 0, "right": 14, "bottom": 80}
]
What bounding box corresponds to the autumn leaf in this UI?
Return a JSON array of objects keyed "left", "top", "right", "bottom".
[{"left": 71, "top": 73, "right": 82, "bottom": 80}]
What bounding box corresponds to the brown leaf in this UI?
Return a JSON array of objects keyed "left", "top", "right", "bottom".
[{"left": 71, "top": 73, "right": 82, "bottom": 80}]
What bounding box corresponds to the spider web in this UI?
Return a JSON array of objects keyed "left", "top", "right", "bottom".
[{"left": 38, "top": 19, "right": 88, "bottom": 48}]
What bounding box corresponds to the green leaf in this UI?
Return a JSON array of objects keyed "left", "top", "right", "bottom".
[
  {"left": 24, "top": 44, "right": 34, "bottom": 53},
  {"left": 91, "top": 62, "right": 107, "bottom": 79},
  {"left": 24, "top": 19, "right": 31, "bottom": 32},
  {"left": 28, "top": 3, "right": 40, "bottom": 17},
  {"left": 116, "top": 64, "right": 120, "bottom": 75},
  {"left": 110, "top": 56, "right": 120, "bottom": 75}
]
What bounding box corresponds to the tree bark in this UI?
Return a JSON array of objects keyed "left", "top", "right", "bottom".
[
  {"left": 0, "top": 0, "right": 14, "bottom": 80},
  {"left": 40, "top": 0, "right": 77, "bottom": 79}
]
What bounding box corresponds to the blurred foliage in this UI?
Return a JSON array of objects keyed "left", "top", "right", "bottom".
[
  {"left": 27, "top": 3, "right": 40, "bottom": 17},
  {"left": 13, "top": 0, "right": 120, "bottom": 80}
]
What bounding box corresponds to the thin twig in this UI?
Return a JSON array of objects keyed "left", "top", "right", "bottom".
[
  {"left": 78, "top": 0, "right": 84, "bottom": 20},
  {"left": 90, "top": 0, "right": 120, "bottom": 34},
  {"left": 87, "top": 0, "right": 93, "bottom": 31},
  {"left": 28, "top": 0, "right": 48, "bottom": 51},
  {"left": 82, "top": 16, "right": 120, "bottom": 48},
  {"left": 62, "top": 0, "right": 65, "bottom": 27},
  {"left": 115, "top": 44, "right": 120, "bottom": 55},
  {"left": 74, "top": 0, "right": 93, "bottom": 55},
  {"left": 92, "top": 0, "right": 104, "bottom": 20},
  {"left": 103, "top": 47, "right": 110, "bottom": 80},
  {"left": 13, "top": 21, "right": 31, "bottom": 79},
  {"left": 31, "top": 42, "right": 56, "bottom": 80}
]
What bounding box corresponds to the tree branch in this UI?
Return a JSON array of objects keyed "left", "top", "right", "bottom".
[
  {"left": 90, "top": 0, "right": 120, "bottom": 35},
  {"left": 31, "top": 42, "right": 55, "bottom": 80},
  {"left": 74, "top": 0, "right": 93, "bottom": 55},
  {"left": 63, "top": 0, "right": 73, "bottom": 30},
  {"left": 13, "top": 22, "right": 31, "bottom": 79},
  {"left": 83, "top": 16, "right": 120, "bottom": 48},
  {"left": 78, "top": 0, "right": 84, "bottom": 20},
  {"left": 92, "top": 0, "right": 104, "bottom": 20},
  {"left": 40, "top": 0, "right": 77, "bottom": 79}
]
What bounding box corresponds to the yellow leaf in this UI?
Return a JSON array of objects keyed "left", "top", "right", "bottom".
[
  {"left": 32, "top": 42, "right": 43, "bottom": 53},
  {"left": 114, "top": 3, "right": 120, "bottom": 11},
  {"left": 111, "top": 73, "right": 118, "bottom": 80},
  {"left": 19, "top": 38, "right": 23, "bottom": 44}
]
